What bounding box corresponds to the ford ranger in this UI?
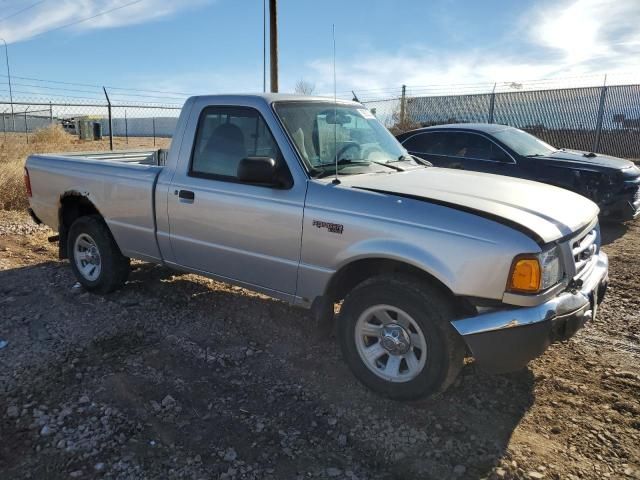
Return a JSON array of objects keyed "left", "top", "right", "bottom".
[{"left": 25, "top": 94, "right": 609, "bottom": 400}]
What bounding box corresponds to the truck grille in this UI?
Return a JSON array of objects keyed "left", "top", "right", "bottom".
[{"left": 572, "top": 227, "right": 598, "bottom": 275}]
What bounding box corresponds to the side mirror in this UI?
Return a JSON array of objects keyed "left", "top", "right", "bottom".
[{"left": 237, "top": 157, "right": 278, "bottom": 185}]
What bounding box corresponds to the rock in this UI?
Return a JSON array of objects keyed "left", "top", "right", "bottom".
[
  {"left": 326, "top": 467, "right": 342, "bottom": 477},
  {"left": 150, "top": 400, "right": 161, "bottom": 412},
  {"left": 327, "top": 417, "right": 337, "bottom": 426},
  {"left": 338, "top": 434, "right": 347, "bottom": 446},
  {"left": 223, "top": 448, "right": 237, "bottom": 462},
  {"left": 6, "top": 405, "right": 19, "bottom": 418},
  {"left": 453, "top": 465, "right": 466, "bottom": 475},
  {"left": 69, "top": 470, "right": 83, "bottom": 478},
  {"left": 40, "top": 425, "right": 53, "bottom": 436},
  {"left": 161, "top": 395, "right": 176, "bottom": 408},
  {"left": 551, "top": 425, "right": 562, "bottom": 434},
  {"left": 528, "top": 472, "right": 545, "bottom": 479},
  {"left": 78, "top": 395, "right": 90, "bottom": 404},
  {"left": 94, "top": 463, "right": 105, "bottom": 472}
]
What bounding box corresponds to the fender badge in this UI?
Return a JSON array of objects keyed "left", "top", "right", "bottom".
[{"left": 312, "top": 220, "right": 344, "bottom": 234}]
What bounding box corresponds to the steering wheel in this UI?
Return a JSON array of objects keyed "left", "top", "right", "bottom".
[
  {"left": 362, "top": 145, "right": 384, "bottom": 160},
  {"left": 336, "top": 141, "right": 362, "bottom": 161}
]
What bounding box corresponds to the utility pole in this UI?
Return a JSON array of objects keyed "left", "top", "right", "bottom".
[
  {"left": 0, "top": 38, "right": 15, "bottom": 132},
  {"left": 269, "top": 0, "right": 278, "bottom": 93},
  {"left": 263, "top": 0, "right": 266, "bottom": 92}
]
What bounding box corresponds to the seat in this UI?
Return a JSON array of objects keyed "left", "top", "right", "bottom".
[{"left": 201, "top": 123, "right": 247, "bottom": 176}]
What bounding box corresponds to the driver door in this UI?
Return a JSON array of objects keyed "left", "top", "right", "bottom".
[{"left": 167, "top": 105, "right": 305, "bottom": 296}]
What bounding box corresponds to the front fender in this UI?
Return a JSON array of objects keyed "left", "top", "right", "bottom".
[{"left": 333, "top": 238, "right": 456, "bottom": 290}]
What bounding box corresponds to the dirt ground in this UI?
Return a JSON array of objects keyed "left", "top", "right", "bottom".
[{"left": 0, "top": 211, "right": 638, "bottom": 480}]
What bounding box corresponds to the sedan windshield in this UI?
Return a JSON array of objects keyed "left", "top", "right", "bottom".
[
  {"left": 274, "top": 102, "right": 411, "bottom": 177},
  {"left": 493, "top": 128, "right": 557, "bottom": 157}
]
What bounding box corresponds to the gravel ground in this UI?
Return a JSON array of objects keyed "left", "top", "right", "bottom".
[{"left": 0, "top": 211, "right": 638, "bottom": 480}]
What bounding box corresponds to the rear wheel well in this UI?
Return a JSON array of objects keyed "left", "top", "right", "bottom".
[{"left": 58, "top": 194, "right": 102, "bottom": 258}]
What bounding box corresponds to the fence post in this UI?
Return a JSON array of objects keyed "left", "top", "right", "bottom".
[
  {"left": 24, "top": 108, "right": 29, "bottom": 144},
  {"left": 592, "top": 84, "right": 608, "bottom": 153},
  {"left": 2, "top": 113, "right": 5, "bottom": 141},
  {"left": 488, "top": 82, "right": 496, "bottom": 124},
  {"left": 124, "top": 109, "right": 128, "bottom": 145},
  {"left": 399, "top": 85, "right": 406, "bottom": 126},
  {"left": 152, "top": 117, "right": 156, "bottom": 146},
  {"left": 49, "top": 101, "right": 53, "bottom": 126},
  {"left": 103, "top": 86, "right": 113, "bottom": 151}
]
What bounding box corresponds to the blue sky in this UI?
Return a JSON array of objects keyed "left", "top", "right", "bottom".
[{"left": 0, "top": 0, "right": 639, "bottom": 104}]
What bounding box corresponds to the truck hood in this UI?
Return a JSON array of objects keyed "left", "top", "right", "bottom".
[
  {"left": 542, "top": 149, "right": 633, "bottom": 170},
  {"left": 340, "top": 167, "right": 599, "bottom": 244}
]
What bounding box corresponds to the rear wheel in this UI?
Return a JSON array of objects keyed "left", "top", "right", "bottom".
[
  {"left": 67, "top": 215, "right": 130, "bottom": 293},
  {"left": 338, "top": 274, "right": 465, "bottom": 400}
]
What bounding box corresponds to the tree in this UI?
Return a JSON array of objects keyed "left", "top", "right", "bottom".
[{"left": 294, "top": 79, "right": 315, "bottom": 95}]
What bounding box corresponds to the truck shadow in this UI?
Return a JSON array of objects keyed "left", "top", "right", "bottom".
[
  {"left": 1, "top": 260, "right": 535, "bottom": 479},
  {"left": 600, "top": 221, "right": 629, "bottom": 246}
]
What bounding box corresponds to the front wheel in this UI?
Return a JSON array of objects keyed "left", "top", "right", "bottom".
[
  {"left": 67, "top": 215, "right": 130, "bottom": 294},
  {"left": 338, "top": 274, "right": 465, "bottom": 400}
]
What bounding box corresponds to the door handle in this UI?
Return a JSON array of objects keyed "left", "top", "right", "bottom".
[{"left": 178, "top": 190, "right": 195, "bottom": 201}]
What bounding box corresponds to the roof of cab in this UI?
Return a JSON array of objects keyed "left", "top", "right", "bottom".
[{"left": 187, "top": 93, "right": 360, "bottom": 105}]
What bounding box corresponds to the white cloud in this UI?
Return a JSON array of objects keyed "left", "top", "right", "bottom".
[
  {"left": 532, "top": 0, "right": 639, "bottom": 64},
  {"left": 0, "top": 0, "right": 210, "bottom": 44},
  {"left": 300, "top": 0, "right": 640, "bottom": 98}
]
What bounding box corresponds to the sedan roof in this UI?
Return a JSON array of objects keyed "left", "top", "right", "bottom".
[{"left": 411, "top": 123, "right": 513, "bottom": 134}]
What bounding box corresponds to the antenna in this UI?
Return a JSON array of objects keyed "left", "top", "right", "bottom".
[{"left": 332, "top": 24, "right": 340, "bottom": 185}]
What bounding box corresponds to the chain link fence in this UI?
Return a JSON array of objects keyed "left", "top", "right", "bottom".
[
  {"left": 3, "top": 84, "right": 640, "bottom": 160},
  {"left": 0, "top": 100, "right": 182, "bottom": 148},
  {"left": 362, "top": 84, "right": 640, "bottom": 160}
]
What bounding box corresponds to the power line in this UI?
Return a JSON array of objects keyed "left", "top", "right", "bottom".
[
  {"left": 0, "top": 81, "right": 189, "bottom": 100},
  {"left": 19, "top": 0, "right": 145, "bottom": 42},
  {"left": 0, "top": 73, "right": 195, "bottom": 96},
  {"left": 0, "top": 1, "right": 47, "bottom": 24}
]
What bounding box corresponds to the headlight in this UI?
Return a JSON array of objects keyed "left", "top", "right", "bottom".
[{"left": 507, "top": 246, "right": 563, "bottom": 293}]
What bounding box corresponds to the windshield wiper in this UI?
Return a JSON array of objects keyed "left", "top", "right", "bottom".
[
  {"left": 387, "top": 154, "right": 413, "bottom": 163},
  {"left": 314, "top": 158, "right": 403, "bottom": 178}
]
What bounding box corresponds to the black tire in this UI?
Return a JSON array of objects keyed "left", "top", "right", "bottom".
[
  {"left": 67, "top": 215, "right": 130, "bottom": 294},
  {"left": 338, "top": 274, "right": 465, "bottom": 400}
]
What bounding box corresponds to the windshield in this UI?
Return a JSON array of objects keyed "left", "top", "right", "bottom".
[
  {"left": 274, "top": 102, "right": 410, "bottom": 177},
  {"left": 493, "top": 128, "right": 557, "bottom": 157}
]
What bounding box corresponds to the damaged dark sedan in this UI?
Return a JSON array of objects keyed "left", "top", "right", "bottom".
[{"left": 396, "top": 124, "right": 640, "bottom": 220}]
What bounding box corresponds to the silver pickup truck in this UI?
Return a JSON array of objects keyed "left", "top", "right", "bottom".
[{"left": 26, "top": 94, "right": 608, "bottom": 400}]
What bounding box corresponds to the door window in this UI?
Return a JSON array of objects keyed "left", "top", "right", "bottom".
[
  {"left": 443, "top": 132, "right": 511, "bottom": 162},
  {"left": 191, "top": 107, "right": 283, "bottom": 179},
  {"left": 402, "top": 132, "right": 449, "bottom": 155}
]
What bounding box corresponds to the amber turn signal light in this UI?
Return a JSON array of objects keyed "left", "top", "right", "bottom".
[{"left": 508, "top": 257, "right": 541, "bottom": 293}]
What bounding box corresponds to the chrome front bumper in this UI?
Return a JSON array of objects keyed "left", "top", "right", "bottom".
[{"left": 451, "top": 252, "right": 609, "bottom": 373}]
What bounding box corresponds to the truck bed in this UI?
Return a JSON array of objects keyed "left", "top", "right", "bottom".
[
  {"left": 47, "top": 149, "right": 169, "bottom": 166},
  {"left": 26, "top": 149, "right": 167, "bottom": 262}
]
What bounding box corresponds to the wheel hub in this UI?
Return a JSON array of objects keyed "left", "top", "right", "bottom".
[
  {"left": 87, "top": 246, "right": 100, "bottom": 264},
  {"left": 380, "top": 324, "right": 411, "bottom": 355}
]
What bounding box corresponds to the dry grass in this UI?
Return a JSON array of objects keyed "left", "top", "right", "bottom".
[
  {"left": 0, "top": 126, "right": 74, "bottom": 210},
  {"left": 0, "top": 126, "right": 170, "bottom": 211}
]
